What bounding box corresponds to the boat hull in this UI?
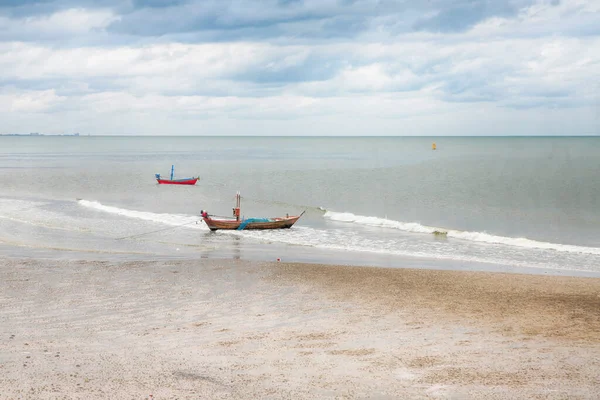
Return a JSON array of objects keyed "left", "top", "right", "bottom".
[
  {"left": 203, "top": 216, "right": 301, "bottom": 231},
  {"left": 157, "top": 178, "right": 198, "bottom": 185}
]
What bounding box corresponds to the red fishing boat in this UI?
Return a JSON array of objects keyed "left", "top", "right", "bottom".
[
  {"left": 156, "top": 177, "right": 199, "bottom": 185},
  {"left": 201, "top": 192, "right": 304, "bottom": 231},
  {"left": 155, "top": 165, "right": 199, "bottom": 185}
]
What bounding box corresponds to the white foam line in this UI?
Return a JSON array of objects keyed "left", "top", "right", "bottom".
[
  {"left": 324, "top": 211, "right": 600, "bottom": 255},
  {"left": 230, "top": 226, "right": 565, "bottom": 270},
  {"left": 76, "top": 200, "right": 600, "bottom": 260},
  {"left": 78, "top": 199, "right": 208, "bottom": 231}
]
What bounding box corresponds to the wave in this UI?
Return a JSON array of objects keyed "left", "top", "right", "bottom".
[
  {"left": 78, "top": 200, "right": 207, "bottom": 230},
  {"left": 323, "top": 211, "right": 600, "bottom": 255},
  {"left": 76, "top": 199, "right": 600, "bottom": 266}
]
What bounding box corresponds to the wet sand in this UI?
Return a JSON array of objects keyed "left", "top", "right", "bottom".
[{"left": 1, "top": 258, "right": 599, "bottom": 399}]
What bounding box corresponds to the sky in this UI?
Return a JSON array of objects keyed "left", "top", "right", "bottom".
[{"left": 0, "top": 0, "right": 599, "bottom": 136}]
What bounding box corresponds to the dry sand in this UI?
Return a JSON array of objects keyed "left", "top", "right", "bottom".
[{"left": 1, "top": 258, "right": 599, "bottom": 399}]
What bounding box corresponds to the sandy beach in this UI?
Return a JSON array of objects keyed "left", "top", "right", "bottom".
[{"left": 1, "top": 258, "right": 599, "bottom": 399}]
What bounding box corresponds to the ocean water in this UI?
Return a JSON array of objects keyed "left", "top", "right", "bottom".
[{"left": 1, "top": 136, "right": 599, "bottom": 275}]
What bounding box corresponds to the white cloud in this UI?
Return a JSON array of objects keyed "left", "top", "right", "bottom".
[
  {"left": 0, "top": 89, "right": 66, "bottom": 113},
  {"left": 0, "top": 86, "right": 596, "bottom": 136},
  {"left": 0, "top": 42, "right": 292, "bottom": 83},
  {"left": 0, "top": 8, "right": 119, "bottom": 40},
  {"left": 26, "top": 8, "right": 118, "bottom": 34},
  {"left": 0, "top": 0, "right": 599, "bottom": 135}
]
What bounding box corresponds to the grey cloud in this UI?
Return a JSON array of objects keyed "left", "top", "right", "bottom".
[
  {"left": 107, "top": 0, "right": 545, "bottom": 41},
  {"left": 413, "top": 0, "right": 534, "bottom": 33},
  {"left": 414, "top": 10, "right": 481, "bottom": 33},
  {"left": 132, "top": 0, "right": 189, "bottom": 8},
  {"left": 0, "top": 0, "right": 575, "bottom": 44},
  {"left": 106, "top": 0, "right": 413, "bottom": 40},
  {"left": 0, "top": 0, "right": 125, "bottom": 17},
  {"left": 0, "top": 0, "right": 597, "bottom": 115}
]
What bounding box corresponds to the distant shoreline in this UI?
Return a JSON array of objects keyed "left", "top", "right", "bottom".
[{"left": 0, "top": 133, "right": 81, "bottom": 136}]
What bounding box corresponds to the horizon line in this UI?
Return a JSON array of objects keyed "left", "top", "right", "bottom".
[{"left": 2, "top": 134, "right": 599, "bottom": 138}]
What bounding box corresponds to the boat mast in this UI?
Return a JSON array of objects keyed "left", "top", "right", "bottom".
[{"left": 234, "top": 191, "right": 241, "bottom": 221}]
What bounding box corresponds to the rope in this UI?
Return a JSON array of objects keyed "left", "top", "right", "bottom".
[{"left": 116, "top": 220, "right": 199, "bottom": 240}]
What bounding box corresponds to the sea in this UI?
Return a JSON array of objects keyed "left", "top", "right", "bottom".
[{"left": 1, "top": 136, "right": 599, "bottom": 277}]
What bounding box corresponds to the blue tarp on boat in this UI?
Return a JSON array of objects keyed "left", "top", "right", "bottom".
[{"left": 237, "top": 218, "right": 272, "bottom": 230}]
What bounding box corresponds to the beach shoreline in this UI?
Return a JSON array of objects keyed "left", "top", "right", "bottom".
[
  {"left": 1, "top": 257, "right": 599, "bottom": 399},
  {"left": 4, "top": 240, "right": 600, "bottom": 279}
]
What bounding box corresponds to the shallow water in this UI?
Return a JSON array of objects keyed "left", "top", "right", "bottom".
[{"left": 1, "top": 136, "right": 599, "bottom": 275}]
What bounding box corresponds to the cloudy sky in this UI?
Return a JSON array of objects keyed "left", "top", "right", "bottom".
[{"left": 1, "top": 0, "right": 599, "bottom": 135}]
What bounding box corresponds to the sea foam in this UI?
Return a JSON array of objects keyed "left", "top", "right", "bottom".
[
  {"left": 78, "top": 200, "right": 206, "bottom": 230},
  {"left": 324, "top": 211, "right": 600, "bottom": 255}
]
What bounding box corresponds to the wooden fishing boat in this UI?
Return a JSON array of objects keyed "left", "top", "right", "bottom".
[
  {"left": 155, "top": 165, "right": 198, "bottom": 185},
  {"left": 203, "top": 215, "right": 302, "bottom": 231},
  {"left": 201, "top": 192, "right": 304, "bottom": 231}
]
